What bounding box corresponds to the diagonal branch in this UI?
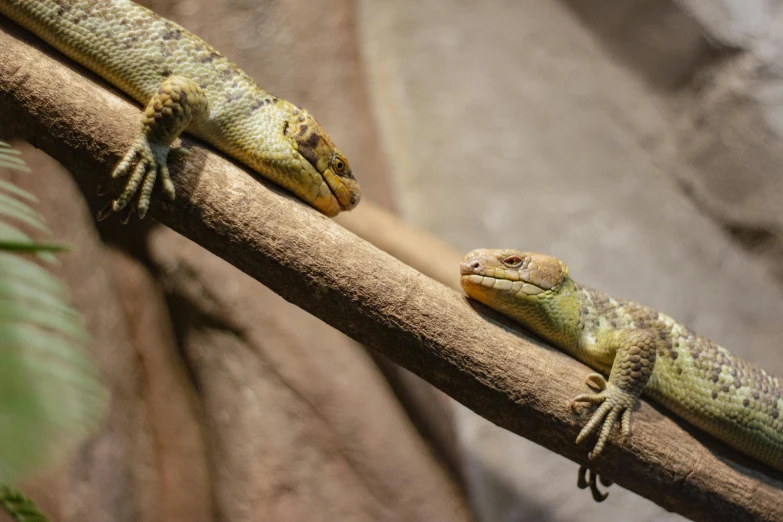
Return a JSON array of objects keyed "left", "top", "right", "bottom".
[{"left": 1, "top": 17, "right": 781, "bottom": 522}]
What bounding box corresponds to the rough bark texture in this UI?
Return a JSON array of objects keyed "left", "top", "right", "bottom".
[
  {"left": 0, "top": 140, "right": 472, "bottom": 522},
  {"left": 2, "top": 16, "right": 782, "bottom": 522},
  {"left": 337, "top": 205, "right": 468, "bottom": 479},
  {"left": 152, "top": 0, "right": 465, "bottom": 478}
]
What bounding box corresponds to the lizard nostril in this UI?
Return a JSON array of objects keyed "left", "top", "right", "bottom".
[{"left": 470, "top": 261, "right": 480, "bottom": 270}]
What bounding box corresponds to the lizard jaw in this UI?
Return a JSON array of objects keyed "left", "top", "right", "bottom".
[
  {"left": 280, "top": 153, "right": 359, "bottom": 217},
  {"left": 301, "top": 166, "right": 359, "bottom": 217},
  {"left": 322, "top": 166, "right": 361, "bottom": 213}
]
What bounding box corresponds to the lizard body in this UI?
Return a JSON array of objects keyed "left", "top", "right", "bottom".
[
  {"left": 460, "top": 249, "right": 783, "bottom": 477},
  {"left": 0, "top": 0, "right": 360, "bottom": 218}
]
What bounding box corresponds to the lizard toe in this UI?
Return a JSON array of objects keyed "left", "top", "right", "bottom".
[
  {"left": 104, "top": 137, "right": 173, "bottom": 221},
  {"left": 576, "top": 466, "right": 611, "bottom": 502},
  {"left": 585, "top": 373, "right": 607, "bottom": 391}
]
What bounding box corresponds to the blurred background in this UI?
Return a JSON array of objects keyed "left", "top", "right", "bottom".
[{"left": 3, "top": 0, "right": 783, "bottom": 520}]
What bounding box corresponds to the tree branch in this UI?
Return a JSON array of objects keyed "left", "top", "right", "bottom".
[{"left": 1, "top": 17, "right": 781, "bottom": 521}]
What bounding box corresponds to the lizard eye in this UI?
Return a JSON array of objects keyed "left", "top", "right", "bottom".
[
  {"left": 334, "top": 159, "right": 346, "bottom": 173},
  {"left": 503, "top": 256, "right": 523, "bottom": 268}
]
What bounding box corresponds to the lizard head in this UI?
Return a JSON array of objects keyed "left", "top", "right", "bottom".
[
  {"left": 460, "top": 249, "right": 570, "bottom": 313},
  {"left": 282, "top": 108, "right": 361, "bottom": 217}
]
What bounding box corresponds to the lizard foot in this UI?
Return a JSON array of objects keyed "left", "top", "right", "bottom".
[
  {"left": 107, "top": 136, "right": 177, "bottom": 220},
  {"left": 571, "top": 382, "right": 634, "bottom": 459},
  {"left": 577, "top": 465, "right": 613, "bottom": 502},
  {"left": 99, "top": 75, "right": 208, "bottom": 222}
]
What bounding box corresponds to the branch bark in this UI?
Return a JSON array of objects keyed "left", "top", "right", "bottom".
[{"left": 1, "top": 17, "right": 781, "bottom": 521}]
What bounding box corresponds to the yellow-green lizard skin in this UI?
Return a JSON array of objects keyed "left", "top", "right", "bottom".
[
  {"left": 0, "top": 0, "right": 361, "bottom": 219},
  {"left": 460, "top": 249, "right": 783, "bottom": 477}
]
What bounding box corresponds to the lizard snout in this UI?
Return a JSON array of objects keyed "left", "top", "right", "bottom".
[{"left": 460, "top": 260, "right": 482, "bottom": 275}]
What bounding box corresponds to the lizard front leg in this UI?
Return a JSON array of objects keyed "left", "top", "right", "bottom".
[
  {"left": 572, "top": 329, "right": 658, "bottom": 458},
  {"left": 99, "top": 75, "right": 209, "bottom": 220}
]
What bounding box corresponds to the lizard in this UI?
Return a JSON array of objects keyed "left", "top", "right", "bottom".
[
  {"left": 460, "top": 249, "right": 783, "bottom": 501},
  {"left": 0, "top": 0, "right": 361, "bottom": 220}
]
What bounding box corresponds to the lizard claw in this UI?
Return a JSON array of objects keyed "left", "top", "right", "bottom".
[
  {"left": 119, "top": 204, "right": 135, "bottom": 225},
  {"left": 96, "top": 201, "right": 113, "bottom": 222},
  {"left": 577, "top": 466, "right": 612, "bottom": 502},
  {"left": 106, "top": 137, "right": 175, "bottom": 220}
]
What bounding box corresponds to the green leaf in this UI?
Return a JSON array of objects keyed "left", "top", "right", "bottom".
[
  {"left": 0, "top": 144, "right": 107, "bottom": 492},
  {"left": 0, "top": 159, "right": 30, "bottom": 173},
  {"left": 0, "top": 161, "right": 31, "bottom": 173},
  {"left": 0, "top": 300, "right": 90, "bottom": 343},
  {"left": 0, "top": 485, "right": 49, "bottom": 522},
  {"left": 0, "top": 253, "right": 70, "bottom": 296},
  {"left": 0, "top": 277, "right": 77, "bottom": 314},
  {"left": 0, "top": 223, "right": 60, "bottom": 263},
  {"left": 0, "top": 193, "right": 43, "bottom": 220},
  {"left": 0, "top": 181, "right": 37, "bottom": 202},
  {"left": 0, "top": 242, "right": 68, "bottom": 253},
  {"left": 0, "top": 326, "right": 106, "bottom": 483},
  {"left": 0, "top": 143, "right": 31, "bottom": 174},
  {"left": 0, "top": 205, "right": 51, "bottom": 234}
]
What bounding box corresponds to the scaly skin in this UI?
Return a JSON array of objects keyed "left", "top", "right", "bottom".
[
  {"left": 0, "top": 0, "right": 360, "bottom": 218},
  {"left": 460, "top": 249, "right": 783, "bottom": 478}
]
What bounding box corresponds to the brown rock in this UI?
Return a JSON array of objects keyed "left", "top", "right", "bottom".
[
  {"left": 147, "top": 227, "right": 470, "bottom": 522},
  {"left": 109, "top": 250, "right": 212, "bottom": 522}
]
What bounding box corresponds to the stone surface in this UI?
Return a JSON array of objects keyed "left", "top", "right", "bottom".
[
  {"left": 147, "top": 227, "right": 471, "bottom": 522},
  {"left": 568, "top": 0, "right": 783, "bottom": 283},
  {"left": 358, "top": 0, "right": 783, "bottom": 520},
  {"left": 671, "top": 0, "right": 783, "bottom": 284},
  {"left": 108, "top": 250, "right": 212, "bottom": 522}
]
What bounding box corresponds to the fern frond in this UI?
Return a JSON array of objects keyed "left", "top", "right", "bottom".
[
  {"left": 0, "top": 143, "right": 107, "bottom": 501},
  {"left": 0, "top": 143, "right": 31, "bottom": 173},
  {"left": 0, "top": 485, "right": 48, "bottom": 522}
]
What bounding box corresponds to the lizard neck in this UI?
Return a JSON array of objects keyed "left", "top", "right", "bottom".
[{"left": 508, "top": 278, "right": 584, "bottom": 352}]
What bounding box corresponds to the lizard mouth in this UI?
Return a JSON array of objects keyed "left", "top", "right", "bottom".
[
  {"left": 460, "top": 253, "right": 546, "bottom": 297},
  {"left": 291, "top": 156, "right": 360, "bottom": 217},
  {"left": 322, "top": 166, "right": 361, "bottom": 212},
  {"left": 302, "top": 166, "right": 360, "bottom": 217}
]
